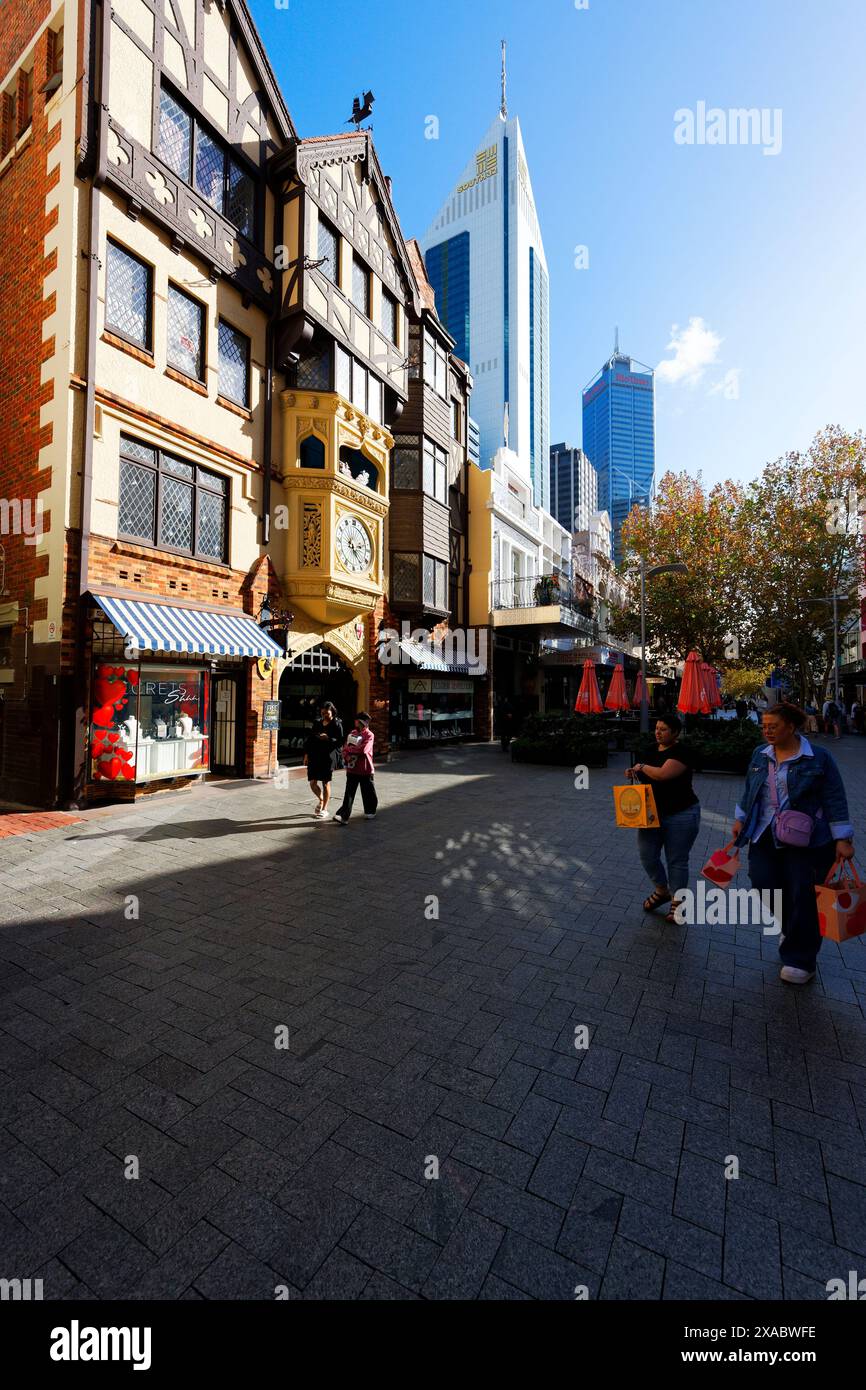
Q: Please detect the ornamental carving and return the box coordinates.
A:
[302,501,322,568]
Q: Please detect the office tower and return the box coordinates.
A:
[549,443,598,534]
[582,344,655,566]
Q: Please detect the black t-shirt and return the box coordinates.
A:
[637,740,698,819]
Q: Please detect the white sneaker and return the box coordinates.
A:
[333,813,347,825]
[318,809,331,821]
[780,966,815,985]
[365,813,377,820]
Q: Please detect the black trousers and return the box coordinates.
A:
[748,835,837,971]
[338,774,378,819]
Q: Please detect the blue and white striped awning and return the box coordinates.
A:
[93,594,284,660]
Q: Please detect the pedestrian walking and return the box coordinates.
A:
[303,701,343,820]
[851,699,863,735]
[627,714,701,924]
[803,701,820,735]
[822,696,842,740]
[334,711,378,824]
[731,701,855,985]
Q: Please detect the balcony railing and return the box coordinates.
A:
[491,575,595,634]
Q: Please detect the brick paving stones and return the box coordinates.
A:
[0,737,864,1299]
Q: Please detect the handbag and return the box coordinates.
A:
[701,839,741,886]
[768,759,814,847]
[612,782,659,827]
[816,859,866,942]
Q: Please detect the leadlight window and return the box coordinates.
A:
[156,86,256,242]
[381,289,397,345]
[335,344,351,398]
[351,253,370,316]
[423,555,448,611]
[297,344,331,391]
[105,241,152,349]
[167,285,205,380]
[218,319,250,407]
[392,553,420,603]
[318,216,339,284]
[392,440,420,490]
[118,436,228,562]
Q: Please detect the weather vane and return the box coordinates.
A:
[347,90,375,129]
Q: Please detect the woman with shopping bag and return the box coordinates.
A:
[731,702,855,985]
[627,714,702,924]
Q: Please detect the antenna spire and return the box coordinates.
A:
[614,325,620,355]
[500,39,507,120]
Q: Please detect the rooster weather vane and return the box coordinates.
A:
[347,90,375,129]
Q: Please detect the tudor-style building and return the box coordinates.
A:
[0,0,433,805]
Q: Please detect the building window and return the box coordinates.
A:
[157,86,257,242]
[423,438,448,504]
[392,553,420,603]
[423,555,448,611]
[392,438,420,490]
[367,376,382,425]
[16,68,32,137]
[218,319,250,407]
[423,330,447,398]
[297,343,331,391]
[299,436,325,469]
[317,216,339,284]
[381,289,397,345]
[118,436,228,562]
[167,285,205,380]
[351,358,367,412]
[105,241,152,350]
[335,343,351,398]
[351,254,370,316]
[451,399,461,441]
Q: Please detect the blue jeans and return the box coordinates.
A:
[637,804,701,895]
[748,833,836,972]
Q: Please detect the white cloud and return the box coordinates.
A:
[656,316,722,386]
[708,367,741,400]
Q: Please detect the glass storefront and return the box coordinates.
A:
[90,662,210,785]
[277,645,356,765]
[390,677,475,745]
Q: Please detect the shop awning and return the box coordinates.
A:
[93,594,284,659]
[397,637,487,676]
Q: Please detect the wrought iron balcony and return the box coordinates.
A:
[491,575,595,635]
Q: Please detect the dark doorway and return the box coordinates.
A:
[278,644,356,764]
[210,674,243,775]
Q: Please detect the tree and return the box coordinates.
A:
[608,473,751,666]
[739,426,866,702]
[721,666,773,700]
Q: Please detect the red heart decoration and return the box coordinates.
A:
[107,732,120,744]
[117,748,133,762]
[120,765,135,780]
[91,741,108,759]
[126,670,139,687]
[94,678,125,707]
[102,756,123,779]
[92,706,115,728]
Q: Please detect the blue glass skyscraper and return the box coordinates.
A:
[582,349,655,566]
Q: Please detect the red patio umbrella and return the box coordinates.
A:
[701,662,722,710]
[604,663,630,712]
[631,668,646,710]
[574,659,604,714]
[678,650,711,715]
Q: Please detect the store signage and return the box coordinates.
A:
[262,699,281,730]
[431,679,473,693]
[409,679,431,694]
[141,681,193,704]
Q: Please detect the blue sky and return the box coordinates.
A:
[251,0,866,487]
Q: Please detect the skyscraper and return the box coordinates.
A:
[582,346,655,566]
[420,55,550,510]
[549,443,598,534]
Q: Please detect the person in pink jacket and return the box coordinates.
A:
[334,712,378,824]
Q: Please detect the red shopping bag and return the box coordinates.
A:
[701,839,741,886]
[816,860,866,943]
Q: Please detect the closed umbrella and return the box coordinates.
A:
[678,650,711,715]
[631,668,646,710]
[604,662,630,712]
[702,663,722,710]
[574,659,604,714]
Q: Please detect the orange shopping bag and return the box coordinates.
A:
[816,859,866,943]
[701,839,741,887]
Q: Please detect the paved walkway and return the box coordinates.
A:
[0,737,864,1300]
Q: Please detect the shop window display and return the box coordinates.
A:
[90,664,210,785]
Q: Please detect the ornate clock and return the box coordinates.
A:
[335,515,373,574]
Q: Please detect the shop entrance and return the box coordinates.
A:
[278,644,356,765]
[211,674,242,775]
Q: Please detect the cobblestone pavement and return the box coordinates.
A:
[1,736,864,1301]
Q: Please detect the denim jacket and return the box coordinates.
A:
[734,741,853,849]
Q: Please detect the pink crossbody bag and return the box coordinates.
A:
[768,759,816,848]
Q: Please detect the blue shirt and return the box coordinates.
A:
[735,737,854,843]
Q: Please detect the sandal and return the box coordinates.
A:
[664,903,680,924]
[643,887,672,913]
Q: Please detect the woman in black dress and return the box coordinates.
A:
[303,702,343,820]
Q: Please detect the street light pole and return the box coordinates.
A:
[833,589,840,704]
[640,561,688,735]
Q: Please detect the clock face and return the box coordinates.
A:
[335,515,373,574]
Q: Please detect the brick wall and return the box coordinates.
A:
[0,19,61,805]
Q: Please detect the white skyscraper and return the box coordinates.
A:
[420,64,550,510]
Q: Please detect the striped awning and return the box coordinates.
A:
[93,594,284,660]
[397,637,486,676]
